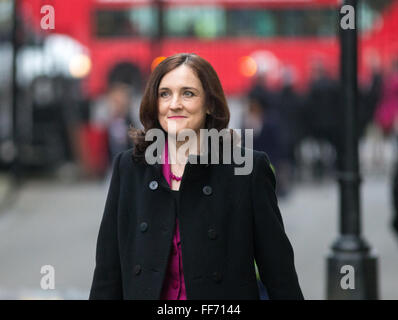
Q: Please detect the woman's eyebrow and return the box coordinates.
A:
[159,86,199,92]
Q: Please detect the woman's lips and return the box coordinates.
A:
[168,116,187,119]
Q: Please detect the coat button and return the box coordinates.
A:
[208,228,217,240]
[149,180,158,190]
[202,185,212,196]
[140,222,148,232]
[212,271,222,283]
[134,264,142,275]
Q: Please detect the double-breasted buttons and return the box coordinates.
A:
[212,271,222,283]
[208,228,217,240]
[149,180,158,190]
[140,222,148,232]
[134,264,142,275]
[202,185,212,196]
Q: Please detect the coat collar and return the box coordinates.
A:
[148,135,219,189]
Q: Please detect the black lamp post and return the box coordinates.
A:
[326,0,378,300]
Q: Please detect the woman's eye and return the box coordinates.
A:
[159,92,169,98]
[184,91,194,97]
[159,91,194,98]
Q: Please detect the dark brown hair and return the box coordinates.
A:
[129,52,231,161]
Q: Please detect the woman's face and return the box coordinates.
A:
[158,64,208,136]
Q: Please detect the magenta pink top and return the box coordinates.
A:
[159,139,187,300]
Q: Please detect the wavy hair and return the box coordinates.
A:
[129,53,231,162]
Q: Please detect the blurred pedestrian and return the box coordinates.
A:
[106,82,135,161]
[91,82,134,170]
[244,82,285,196]
[89,53,303,300]
[275,67,305,189]
[358,52,383,139]
[303,61,342,179]
[374,58,398,236]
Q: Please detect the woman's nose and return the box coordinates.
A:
[169,94,182,109]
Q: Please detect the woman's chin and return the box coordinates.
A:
[164,126,193,137]
[166,129,188,137]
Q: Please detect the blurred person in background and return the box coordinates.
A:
[374,58,398,237]
[275,67,305,189]
[243,72,287,197]
[303,60,342,180]
[90,81,135,171]
[89,53,303,300]
[29,75,81,173]
[358,51,383,140]
[301,57,382,182]
[105,82,135,162]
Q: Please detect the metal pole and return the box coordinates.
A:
[326,0,378,300]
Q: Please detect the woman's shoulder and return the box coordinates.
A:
[114,147,143,171]
[249,148,276,187]
[230,145,274,170]
[115,147,131,164]
[224,145,275,183]
[252,149,274,170]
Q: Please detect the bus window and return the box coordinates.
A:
[359,0,392,33]
[91,0,393,40]
[164,5,226,39]
[164,6,337,39]
[299,9,337,37]
[94,6,158,38]
[226,9,276,37]
[227,8,337,38]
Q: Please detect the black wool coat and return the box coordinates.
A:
[89,146,304,300]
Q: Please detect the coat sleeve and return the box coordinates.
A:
[89,152,123,299]
[251,152,304,300]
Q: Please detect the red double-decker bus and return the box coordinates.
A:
[19,0,398,98]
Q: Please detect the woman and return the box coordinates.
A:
[89,53,304,300]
